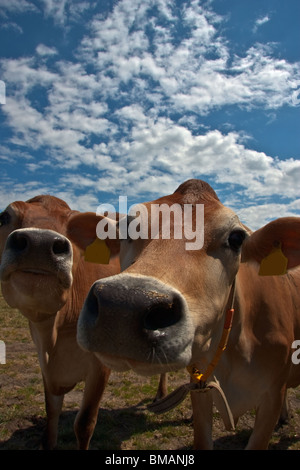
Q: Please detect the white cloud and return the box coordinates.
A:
[0,0,37,16]
[253,14,270,33]
[0,0,96,25]
[0,178,100,213]
[0,179,52,211]
[109,118,300,205]
[33,0,96,25]
[0,0,299,230]
[36,44,58,56]
[237,200,300,230]
[0,21,23,34]
[77,2,299,114]
[114,104,148,124]
[1,111,299,228]
[171,43,300,112]
[39,0,68,24]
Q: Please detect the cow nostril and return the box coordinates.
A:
[9,232,28,252]
[52,237,71,256]
[143,298,182,330]
[82,285,101,325]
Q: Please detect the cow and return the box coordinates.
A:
[0,195,120,450]
[0,195,118,449]
[66,179,300,450]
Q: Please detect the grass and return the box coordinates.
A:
[0,289,300,450]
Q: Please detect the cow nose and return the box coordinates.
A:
[77,274,188,364]
[6,228,71,258]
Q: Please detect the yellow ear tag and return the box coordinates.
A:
[259,243,288,276]
[84,238,111,264]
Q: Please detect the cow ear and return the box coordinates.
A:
[67,212,102,250]
[67,212,120,260]
[241,217,300,274]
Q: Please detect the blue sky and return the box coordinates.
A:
[0,0,299,229]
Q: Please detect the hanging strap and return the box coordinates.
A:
[147,379,235,431]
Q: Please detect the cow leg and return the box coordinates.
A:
[277,390,290,426]
[42,379,64,449]
[74,361,110,450]
[246,387,285,450]
[154,373,168,401]
[190,390,214,449]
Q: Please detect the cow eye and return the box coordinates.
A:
[228,230,246,252]
[0,211,10,227]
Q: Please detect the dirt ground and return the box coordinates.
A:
[1,294,300,451]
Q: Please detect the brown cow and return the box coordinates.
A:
[0,195,119,449]
[67,179,300,449]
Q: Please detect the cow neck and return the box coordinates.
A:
[147,277,237,430]
[187,277,236,385]
[28,314,58,356]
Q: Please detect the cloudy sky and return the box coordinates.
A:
[0,0,299,229]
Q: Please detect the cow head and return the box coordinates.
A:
[67,179,300,376]
[0,195,79,320]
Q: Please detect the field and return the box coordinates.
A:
[0,290,300,451]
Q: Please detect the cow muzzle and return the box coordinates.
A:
[0,228,73,314]
[77,273,194,375]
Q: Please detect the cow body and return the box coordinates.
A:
[0,195,119,449]
[67,179,300,449]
